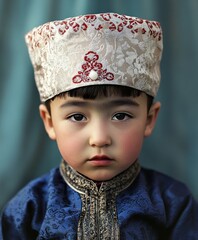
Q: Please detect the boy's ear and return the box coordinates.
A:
[39,104,56,140]
[144,101,161,137]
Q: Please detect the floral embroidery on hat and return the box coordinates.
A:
[72,51,114,83]
[26,14,162,50]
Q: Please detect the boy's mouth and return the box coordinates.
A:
[88,155,113,166]
[90,155,112,161]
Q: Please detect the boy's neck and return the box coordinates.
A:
[94,181,103,189]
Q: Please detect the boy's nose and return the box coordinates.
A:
[89,121,112,147]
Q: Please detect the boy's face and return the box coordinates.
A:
[40,92,160,181]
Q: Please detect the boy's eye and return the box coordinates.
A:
[112,113,132,121]
[67,114,86,122]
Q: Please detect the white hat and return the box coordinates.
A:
[25,13,163,102]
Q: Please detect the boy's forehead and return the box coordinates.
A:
[52,94,147,110]
[25,13,163,102]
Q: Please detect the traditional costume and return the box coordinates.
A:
[1,161,198,239]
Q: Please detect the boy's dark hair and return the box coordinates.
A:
[45,85,153,114]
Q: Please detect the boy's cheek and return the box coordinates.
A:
[56,136,83,158]
[120,132,144,156]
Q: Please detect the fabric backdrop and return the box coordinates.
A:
[0,0,198,210]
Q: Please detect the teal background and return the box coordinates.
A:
[1,0,198,210]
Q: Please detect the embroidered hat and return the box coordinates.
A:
[25,13,163,102]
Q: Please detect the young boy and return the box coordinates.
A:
[1,13,198,239]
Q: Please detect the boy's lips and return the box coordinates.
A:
[89,155,113,161]
[88,155,113,166]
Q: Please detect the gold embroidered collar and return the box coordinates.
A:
[60,160,140,240]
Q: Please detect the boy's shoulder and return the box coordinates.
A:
[118,166,197,215]
[116,168,198,239]
[15,167,61,196]
[140,167,191,191]
[136,167,194,199]
[121,167,198,219]
[1,167,74,217]
[0,167,81,239]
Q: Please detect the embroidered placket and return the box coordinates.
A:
[60,161,140,239]
[77,186,120,239]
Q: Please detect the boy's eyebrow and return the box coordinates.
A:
[104,99,139,107]
[60,98,140,108]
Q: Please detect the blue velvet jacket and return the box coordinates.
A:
[1,161,198,240]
